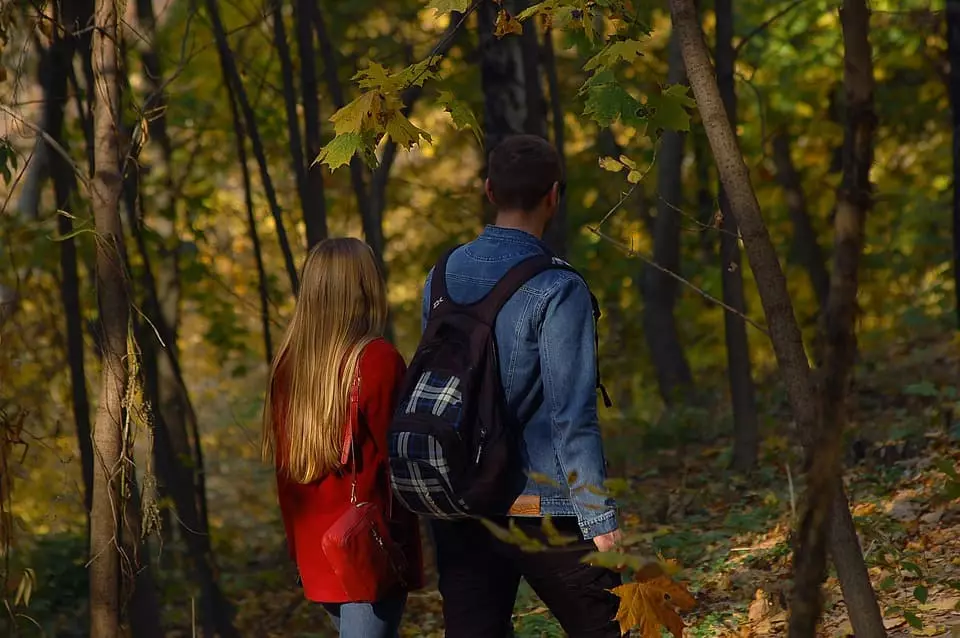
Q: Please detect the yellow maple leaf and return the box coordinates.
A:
[329,91,384,136]
[384,112,431,149]
[611,564,696,637]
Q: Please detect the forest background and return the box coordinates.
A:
[0,0,959,636]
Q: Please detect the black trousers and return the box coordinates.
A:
[431,516,622,638]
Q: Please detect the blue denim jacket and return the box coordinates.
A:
[421,226,618,538]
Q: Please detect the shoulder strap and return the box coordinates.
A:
[478,254,613,408]
[428,245,460,314]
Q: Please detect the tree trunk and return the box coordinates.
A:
[715,0,759,472]
[541,26,567,256]
[135,0,182,561]
[125,197,240,638]
[771,133,831,311]
[271,0,326,249]
[949,0,960,329]
[120,466,164,638]
[294,0,328,248]
[478,0,547,224]
[642,31,694,406]
[44,15,94,514]
[205,0,300,295]
[818,3,884,636]
[667,2,882,636]
[89,0,125,633]
[226,55,274,364]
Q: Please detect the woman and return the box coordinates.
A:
[262,237,423,638]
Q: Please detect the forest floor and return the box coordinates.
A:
[17,332,956,637]
[180,332,960,638]
[183,332,960,637]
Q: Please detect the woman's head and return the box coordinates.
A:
[262,237,388,483]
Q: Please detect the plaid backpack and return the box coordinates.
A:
[387,246,611,519]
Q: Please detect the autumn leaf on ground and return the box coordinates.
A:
[425,0,473,15]
[611,562,696,637]
[494,9,523,37]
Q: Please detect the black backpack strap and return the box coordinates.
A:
[428,245,461,315]
[477,254,613,408]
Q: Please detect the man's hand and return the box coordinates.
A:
[592,528,622,552]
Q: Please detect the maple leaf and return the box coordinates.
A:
[329,91,384,136]
[314,132,366,171]
[354,62,395,91]
[583,81,643,128]
[611,563,697,638]
[494,8,523,37]
[437,90,483,147]
[583,37,650,71]
[646,83,697,132]
[384,112,432,149]
[425,0,473,14]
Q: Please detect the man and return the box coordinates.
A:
[421,135,622,637]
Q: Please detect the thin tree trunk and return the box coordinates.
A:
[294,0,328,248]
[45,15,94,514]
[271,0,325,248]
[205,0,300,295]
[642,31,694,405]
[226,60,274,363]
[541,26,567,257]
[694,130,716,261]
[771,133,831,310]
[949,0,960,329]
[667,2,882,636]
[119,465,164,638]
[89,0,125,633]
[819,2,884,636]
[715,0,759,472]
[135,0,181,560]
[124,191,240,638]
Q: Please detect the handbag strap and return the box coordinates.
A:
[338,357,393,517]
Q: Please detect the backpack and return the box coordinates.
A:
[387,246,611,519]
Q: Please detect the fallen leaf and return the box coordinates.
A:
[748,589,771,622]
[611,565,696,637]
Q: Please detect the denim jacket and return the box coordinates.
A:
[421,226,618,538]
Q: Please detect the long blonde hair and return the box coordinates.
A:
[262,237,388,483]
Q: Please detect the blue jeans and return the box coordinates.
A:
[321,589,408,638]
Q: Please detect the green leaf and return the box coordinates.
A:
[913,585,928,604]
[583,38,650,71]
[437,90,483,147]
[583,80,644,128]
[314,132,367,171]
[901,561,923,577]
[879,576,897,591]
[904,611,923,630]
[599,156,624,172]
[581,550,643,571]
[904,380,940,397]
[646,83,697,132]
[517,0,560,21]
[935,458,959,481]
[426,0,473,14]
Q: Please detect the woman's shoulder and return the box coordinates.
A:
[359,337,406,371]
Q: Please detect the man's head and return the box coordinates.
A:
[485,135,564,232]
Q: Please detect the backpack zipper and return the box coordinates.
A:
[475,428,486,464]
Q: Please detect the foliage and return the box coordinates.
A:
[611,562,697,637]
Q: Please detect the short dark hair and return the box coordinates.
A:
[487,135,563,212]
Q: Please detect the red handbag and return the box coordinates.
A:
[320,371,406,602]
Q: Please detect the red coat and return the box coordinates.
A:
[273,338,424,603]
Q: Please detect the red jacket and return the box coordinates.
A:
[273,338,424,603]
